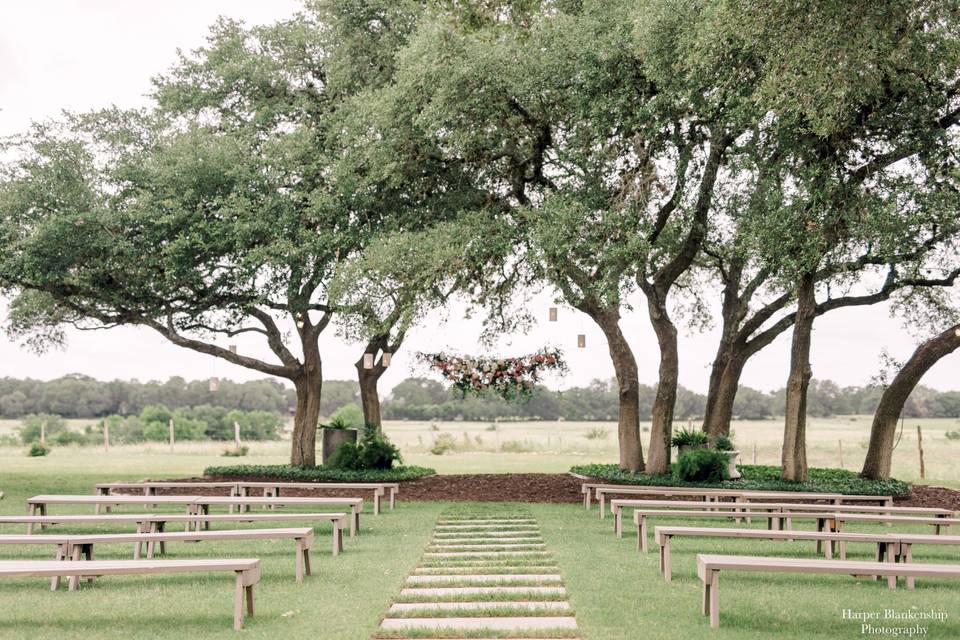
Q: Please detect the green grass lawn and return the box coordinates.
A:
[1,461,958,638]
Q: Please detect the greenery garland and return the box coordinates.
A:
[420,348,566,401]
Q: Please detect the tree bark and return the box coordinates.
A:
[702,347,747,438]
[592,309,644,471]
[646,301,679,476]
[780,272,817,481]
[290,344,322,467]
[861,323,960,479]
[356,357,385,430]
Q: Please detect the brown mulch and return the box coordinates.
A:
[137,473,960,508]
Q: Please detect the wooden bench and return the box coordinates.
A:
[142,512,346,554]
[890,534,960,588]
[237,481,399,515]
[27,494,363,537]
[0,514,156,535]
[0,527,313,585]
[0,558,259,630]
[633,509,843,552]
[653,526,900,582]
[586,483,893,517]
[94,481,242,513]
[190,496,362,537]
[613,498,953,537]
[696,554,960,628]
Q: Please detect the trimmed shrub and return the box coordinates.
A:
[327,441,363,470]
[430,433,457,455]
[28,442,50,457]
[204,464,435,482]
[221,445,249,457]
[674,449,729,482]
[19,414,67,444]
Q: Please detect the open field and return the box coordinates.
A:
[1,416,958,487]
[0,465,958,639]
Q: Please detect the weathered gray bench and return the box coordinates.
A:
[653,526,900,582]
[696,554,960,628]
[236,481,399,515]
[0,558,260,630]
[613,498,953,537]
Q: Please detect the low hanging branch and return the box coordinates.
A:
[420,348,567,400]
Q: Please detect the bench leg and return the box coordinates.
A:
[295,540,305,582]
[615,509,622,538]
[583,489,589,509]
[303,548,312,577]
[662,538,672,583]
[68,544,83,591]
[390,488,396,509]
[904,544,914,589]
[374,491,381,516]
[709,571,720,628]
[351,508,358,537]
[246,584,255,617]
[84,544,95,583]
[640,517,649,553]
[51,544,67,590]
[234,574,245,630]
[885,542,897,588]
[332,524,341,556]
[824,539,833,559]
[599,495,605,520]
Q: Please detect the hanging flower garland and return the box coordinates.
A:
[419,348,567,401]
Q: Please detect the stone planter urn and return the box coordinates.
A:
[321,428,358,464]
[724,450,742,480]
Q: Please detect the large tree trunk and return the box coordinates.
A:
[702,347,747,438]
[593,310,644,471]
[646,303,679,476]
[290,347,322,466]
[781,273,816,481]
[862,323,960,479]
[356,357,385,430]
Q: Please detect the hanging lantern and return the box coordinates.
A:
[382,352,392,367]
[548,307,558,322]
[209,377,220,392]
[228,344,237,354]
[363,353,374,369]
[577,334,586,348]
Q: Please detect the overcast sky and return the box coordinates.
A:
[0,1,957,395]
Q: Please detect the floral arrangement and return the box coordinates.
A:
[419,348,566,400]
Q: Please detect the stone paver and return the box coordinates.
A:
[377,513,579,639]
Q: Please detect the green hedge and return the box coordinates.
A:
[203,464,436,482]
[571,463,910,496]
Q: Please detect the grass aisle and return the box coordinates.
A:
[376,508,580,639]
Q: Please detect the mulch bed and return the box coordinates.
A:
[145,473,960,508]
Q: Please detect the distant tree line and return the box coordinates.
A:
[5,374,957,423]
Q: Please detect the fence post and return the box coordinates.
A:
[234,421,241,449]
[838,439,844,469]
[40,420,46,445]
[169,418,175,452]
[104,420,110,452]
[752,442,757,465]
[917,425,925,479]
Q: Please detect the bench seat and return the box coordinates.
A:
[696,554,960,628]
[654,526,900,582]
[0,558,260,630]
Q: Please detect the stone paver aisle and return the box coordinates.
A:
[375,511,580,639]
